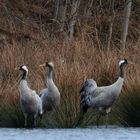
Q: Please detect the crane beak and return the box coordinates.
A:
[39,63,46,67]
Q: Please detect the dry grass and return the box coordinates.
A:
[0,35,140,127]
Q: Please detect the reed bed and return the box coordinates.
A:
[0,35,140,127]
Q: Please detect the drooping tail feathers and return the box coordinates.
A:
[80,79,97,114]
[80,90,89,114]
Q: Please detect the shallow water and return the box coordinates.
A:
[0,126,140,140]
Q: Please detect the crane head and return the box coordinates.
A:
[19,65,28,72]
[119,59,133,67]
[47,62,54,68]
[39,61,54,68]
[119,59,128,66]
[14,64,28,72]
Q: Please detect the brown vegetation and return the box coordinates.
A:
[0,0,140,127]
[0,37,140,127]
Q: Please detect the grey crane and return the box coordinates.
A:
[18,65,43,127]
[39,62,60,114]
[80,59,130,128]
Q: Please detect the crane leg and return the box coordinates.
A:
[33,116,37,128]
[105,113,108,128]
[96,114,101,128]
[24,113,28,127]
[105,108,111,128]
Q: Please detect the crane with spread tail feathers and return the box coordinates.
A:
[80,59,131,128]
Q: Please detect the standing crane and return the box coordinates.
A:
[39,62,60,114]
[17,65,42,127]
[80,59,131,128]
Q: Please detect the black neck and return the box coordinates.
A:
[21,70,28,80]
[119,64,125,78]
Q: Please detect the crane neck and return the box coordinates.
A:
[119,64,125,78]
[21,70,28,80]
[48,67,53,79]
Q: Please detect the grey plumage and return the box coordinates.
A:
[80,59,129,127]
[18,65,42,127]
[80,79,97,114]
[39,62,60,113]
